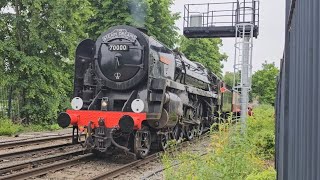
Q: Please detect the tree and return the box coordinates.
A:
[252,62,279,105]
[145,0,179,48]
[0,0,93,123]
[87,0,135,39]
[179,36,228,77]
[87,0,179,48]
[223,72,235,87]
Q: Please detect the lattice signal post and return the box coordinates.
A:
[183,0,260,132]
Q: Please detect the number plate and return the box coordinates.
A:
[108,44,129,51]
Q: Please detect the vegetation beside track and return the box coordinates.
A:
[0,118,61,136]
[162,105,276,180]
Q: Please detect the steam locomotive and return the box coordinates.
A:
[57,25,239,158]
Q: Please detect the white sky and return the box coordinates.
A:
[171,0,285,74]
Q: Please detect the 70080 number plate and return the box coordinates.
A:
[108,44,129,51]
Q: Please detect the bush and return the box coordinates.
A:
[20,123,61,132]
[0,118,61,136]
[0,118,22,136]
[247,104,275,160]
[162,105,276,180]
[47,124,61,131]
[163,127,265,180]
[246,168,276,180]
[253,130,275,160]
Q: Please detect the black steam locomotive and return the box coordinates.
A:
[57,25,236,158]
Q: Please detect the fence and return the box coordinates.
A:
[0,86,20,119]
[276,0,320,179]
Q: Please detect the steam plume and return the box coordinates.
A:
[128,0,147,28]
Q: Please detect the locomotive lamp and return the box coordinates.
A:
[71,97,83,110]
[101,97,109,111]
[131,99,144,113]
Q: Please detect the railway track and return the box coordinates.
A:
[90,133,211,180]
[0,134,73,149]
[0,143,72,160]
[0,133,211,179]
[90,153,158,180]
[0,134,82,164]
[0,152,91,180]
[0,134,87,180]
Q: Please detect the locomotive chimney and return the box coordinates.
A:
[137,27,149,35]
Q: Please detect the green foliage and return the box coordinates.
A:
[252,62,279,105]
[162,105,276,180]
[223,71,235,87]
[179,36,228,77]
[0,117,61,136]
[145,0,180,48]
[47,123,61,131]
[20,123,61,132]
[0,0,93,123]
[87,0,179,48]
[0,118,22,136]
[246,168,276,180]
[87,0,135,38]
[247,104,275,160]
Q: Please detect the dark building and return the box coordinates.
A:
[276,0,320,179]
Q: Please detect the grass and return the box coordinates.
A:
[0,118,61,136]
[0,118,23,136]
[162,105,276,180]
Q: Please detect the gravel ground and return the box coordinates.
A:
[116,136,212,180]
[32,153,136,180]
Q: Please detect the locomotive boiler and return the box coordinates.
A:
[57,25,233,158]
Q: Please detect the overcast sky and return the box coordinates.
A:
[171,0,285,74]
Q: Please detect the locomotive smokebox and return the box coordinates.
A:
[137,27,148,35]
[119,115,134,133]
[57,113,71,128]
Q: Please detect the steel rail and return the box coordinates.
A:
[90,153,159,180]
[0,153,93,180]
[0,143,72,159]
[0,132,73,144]
[90,133,211,180]
[0,134,73,149]
[0,148,87,175]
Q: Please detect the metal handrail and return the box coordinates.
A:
[183,0,259,28]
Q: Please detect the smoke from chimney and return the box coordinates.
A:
[128,0,147,28]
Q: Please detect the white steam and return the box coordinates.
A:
[128,0,147,28]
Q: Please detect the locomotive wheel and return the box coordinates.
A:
[160,134,169,150]
[134,126,151,159]
[185,125,194,141]
[173,125,184,143]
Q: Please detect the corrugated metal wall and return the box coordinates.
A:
[276,0,320,179]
